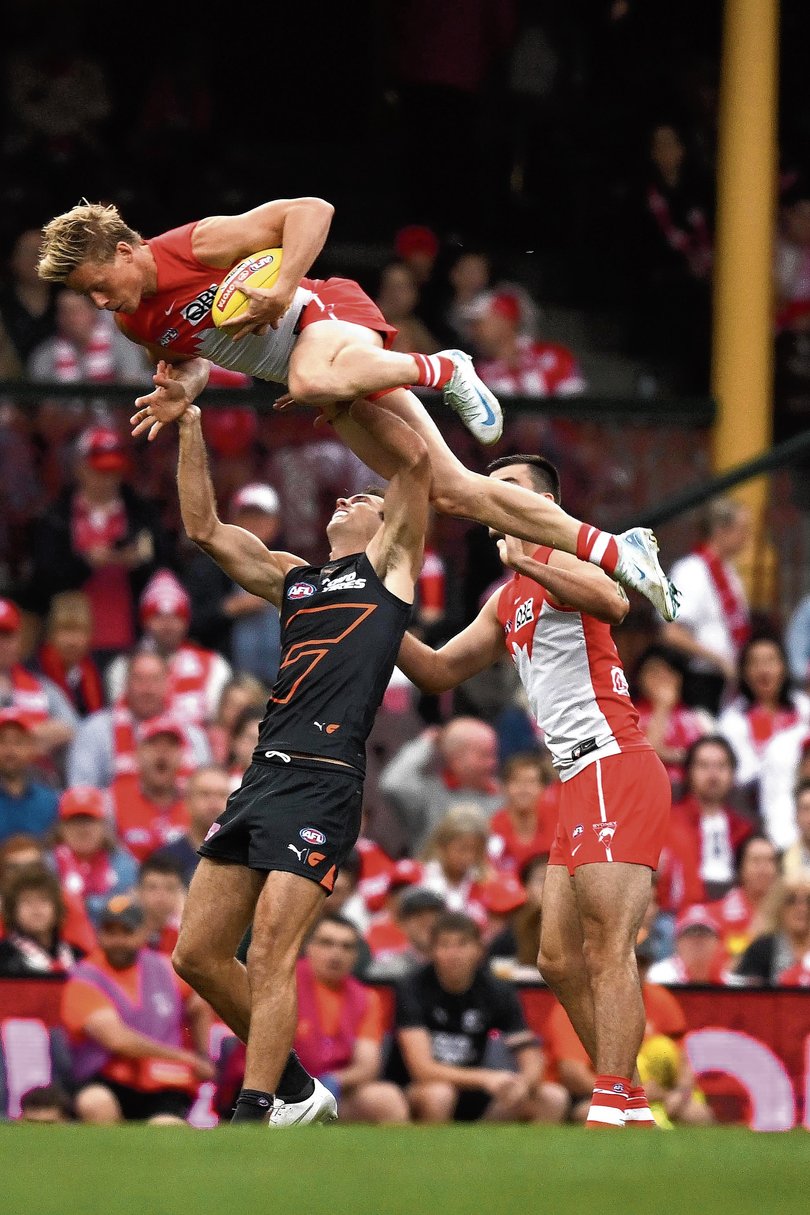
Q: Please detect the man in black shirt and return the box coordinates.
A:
[388,911,568,1123]
[148,390,429,1128]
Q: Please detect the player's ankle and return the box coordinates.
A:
[231,1088,274,1123]
[586,1074,629,1127]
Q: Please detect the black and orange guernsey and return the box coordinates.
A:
[254,551,412,775]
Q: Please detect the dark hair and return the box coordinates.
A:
[684,734,738,776]
[20,1083,72,1117]
[486,454,561,504]
[501,751,548,783]
[338,847,362,884]
[736,634,794,710]
[430,910,482,945]
[633,642,688,682]
[735,833,776,876]
[795,777,810,803]
[231,704,264,743]
[309,910,360,942]
[138,855,186,885]
[1,864,65,930]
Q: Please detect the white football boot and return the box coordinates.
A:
[268,1077,338,1127]
[614,527,682,622]
[439,349,504,445]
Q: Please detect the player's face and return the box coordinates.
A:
[65,243,144,314]
[326,493,384,547]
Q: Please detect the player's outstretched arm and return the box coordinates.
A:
[339,400,431,600]
[176,405,305,608]
[498,535,628,625]
[396,593,505,694]
[130,354,213,442]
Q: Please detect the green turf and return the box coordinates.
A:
[4,1125,809,1215]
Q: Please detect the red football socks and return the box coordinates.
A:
[586,1074,629,1128]
[624,1085,657,1128]
[577,524,620,575]
[411,353,455,389]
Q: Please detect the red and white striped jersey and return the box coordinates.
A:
[477,338,586,398]
[496,547,650,781]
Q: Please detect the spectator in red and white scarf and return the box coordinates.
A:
[0,863,81,976]
[26,289,149,386]
[663,497,753,716]
[34,591,106,719]
[49,786,138,928]
[718,635,810,792]
[466,289,586,399]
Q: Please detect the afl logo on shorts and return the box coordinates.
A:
[300,827,327,846]
[288,582,315,600]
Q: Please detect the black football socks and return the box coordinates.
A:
[276,1050,316,1103]
[231,1089,274,1123]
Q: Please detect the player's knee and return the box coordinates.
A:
[537,944,566,989]
[287,366,330,406]
[172,937,209,986]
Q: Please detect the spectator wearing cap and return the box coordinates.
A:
[109,716,190,862]
[0,863,81,976]
[667,736,755,903]
[0,709,59,844]
[645,906,729,986]
[49,786,138,927]
[467,290,587,398]
[708,835,780,964]
[66,651,212,790]
[34,591,106,719]
[477,871,527,971]
[149,764,232,886]
[760,724,810,851]
[105,569,232,729]
[24,423,169,663]
[379,718,503,854]
[61,894,213,1124]
[0,597,78,758]
[486,752,556,877]
[182,481,284,686]
[782,779,810,879]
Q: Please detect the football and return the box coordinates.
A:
[211,248,283,327]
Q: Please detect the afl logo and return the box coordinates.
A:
[288,582,315,600]
[300,827,326,845]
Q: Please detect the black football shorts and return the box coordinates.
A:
[197,756,363,893]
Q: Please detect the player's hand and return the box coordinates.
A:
[496,533,524,572]
[130,361,194,441]
[220,284,295,341]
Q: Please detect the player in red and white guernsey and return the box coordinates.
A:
[35,199,680,624]
[396,454,672,1129]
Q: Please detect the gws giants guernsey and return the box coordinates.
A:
[256,552,412,774]
[117,223,314,384]
[496,547,651,781]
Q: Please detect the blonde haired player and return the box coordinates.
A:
[37,197,679,621]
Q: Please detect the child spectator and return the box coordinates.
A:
[18,1083,73,1123]
[0,864,81,976]
[468,290,586,398]
[34,591,106,719]
[419,804,490,917]
[137,855,186,956]
[375,260,439,355]
[0,834,96,957]
[50,786,138,927]
[364,881,445,982]
[487,751,556,875]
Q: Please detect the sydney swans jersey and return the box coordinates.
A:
[256,552,412,773]
[117,223,314,383]
[497,547,650,781]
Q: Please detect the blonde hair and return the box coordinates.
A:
[755,874,810,936]
[46,591,93,636]
[37,201,143,283]
[421,802,489,861]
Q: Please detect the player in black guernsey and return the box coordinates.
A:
[156,395,429,1127]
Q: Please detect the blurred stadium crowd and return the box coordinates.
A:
[1,0,810,1129]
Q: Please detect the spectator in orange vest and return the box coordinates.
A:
[66,651,211,789]
[110,717,189,862]
[105,569,232,729]
[0,597,78,757]
[62,895,213,1124]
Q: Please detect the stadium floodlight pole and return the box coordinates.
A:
[710,0,779,606]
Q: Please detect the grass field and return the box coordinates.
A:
[4,1125,809,1215]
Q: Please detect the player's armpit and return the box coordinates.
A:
[194,524,305,609]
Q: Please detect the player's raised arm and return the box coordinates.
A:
[498,534,629,625]
[396,593,506,694]
[332,399,431,599]
[175,404,305,607]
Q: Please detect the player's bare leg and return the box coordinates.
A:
[287,319,502,444]
[537,864,599,1062]
[317,387,680,621]
[233,871,331,1124]
[172,858,264,1041]
[574,862,652,1127]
